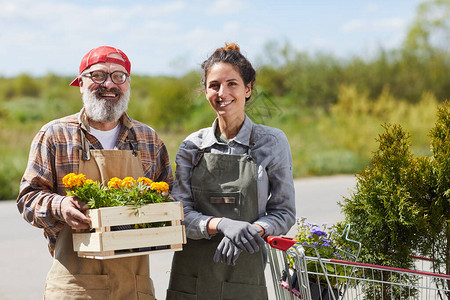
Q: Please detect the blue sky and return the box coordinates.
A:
[1,0,424,78]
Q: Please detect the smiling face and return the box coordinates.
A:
[80,54,130,124]
[205,62,251,122]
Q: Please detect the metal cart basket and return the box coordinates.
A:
[266,235,450,300]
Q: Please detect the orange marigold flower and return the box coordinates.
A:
[121,177,136,188]
[63,173,86,188]
[160,182,169,193]
[108,177,122,189]
[138,177,153,186]
[63,173,76,187]
[75,174,87,187]
[150,181,169,193]
[86,179,95,185]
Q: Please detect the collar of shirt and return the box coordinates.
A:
[200,115,254,149]
[77,108,134,150]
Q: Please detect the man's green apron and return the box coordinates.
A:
[167,129,268,300]
[44,129,156,300]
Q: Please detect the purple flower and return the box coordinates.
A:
[321,241,331,247]
[310,227,326,237]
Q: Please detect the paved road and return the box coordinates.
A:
[0,175,356,300]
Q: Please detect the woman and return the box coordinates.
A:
[167,43,296,300]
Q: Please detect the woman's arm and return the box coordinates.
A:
[254,130,296,237]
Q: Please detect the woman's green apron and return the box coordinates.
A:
[167,129,268,300]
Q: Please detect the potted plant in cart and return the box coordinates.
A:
[286,217,360,300]
[62,173,186,259]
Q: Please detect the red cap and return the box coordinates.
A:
[70,46,131,87]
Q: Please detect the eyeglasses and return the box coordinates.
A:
[81,70,129,85]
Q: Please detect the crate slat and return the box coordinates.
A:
[78,245,183,260]
[73,225,185,252]
[88,201,183,228]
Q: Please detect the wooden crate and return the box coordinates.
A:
[73,201,186,259]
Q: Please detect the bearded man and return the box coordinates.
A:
[17,46,173,300]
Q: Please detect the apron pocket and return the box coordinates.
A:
[45,274,109,299]
[136,274,155,300]
[138,292,156,300]
[192,189,241,219]
[221,281,268,300]
[167,272,198,296]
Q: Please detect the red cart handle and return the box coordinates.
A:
[266,236,296,252]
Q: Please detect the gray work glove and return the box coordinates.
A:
[216,217,265,253]
[213,236,242,266]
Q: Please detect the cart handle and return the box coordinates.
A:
[266,236,296,251]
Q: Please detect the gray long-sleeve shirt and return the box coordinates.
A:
[172,116,296,240]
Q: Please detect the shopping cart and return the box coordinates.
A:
[266,229,450,299]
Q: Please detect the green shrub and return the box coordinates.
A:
[339,124,424,269]
[339,101,450,284]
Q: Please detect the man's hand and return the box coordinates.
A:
[61,197,90,229]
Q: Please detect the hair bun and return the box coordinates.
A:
[216,42,240,53]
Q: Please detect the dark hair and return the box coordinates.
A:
[201,42,256,101]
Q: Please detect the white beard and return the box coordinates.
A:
[83,88,130,123]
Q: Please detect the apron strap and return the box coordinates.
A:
[249,127,255,146]
[80,127,138,161]
[81,128,91,161]
[247,127,255,157]
[124,128,139,157]
[193,148,205,168]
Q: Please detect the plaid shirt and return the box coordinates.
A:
[17,109,174,256]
